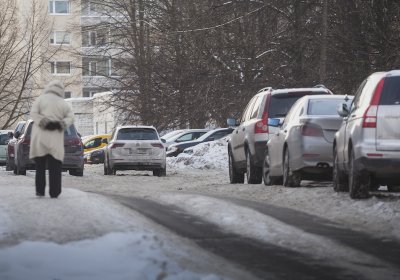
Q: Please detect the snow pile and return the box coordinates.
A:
[167,139,228,170]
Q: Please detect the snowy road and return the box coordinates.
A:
[1,160,400,280]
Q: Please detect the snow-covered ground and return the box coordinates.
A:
[0,138,399,279]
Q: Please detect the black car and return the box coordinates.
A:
[85,147,105,164]
[166,128,234,157]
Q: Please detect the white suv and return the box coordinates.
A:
[228,86,332,184]
[333,70,400,198]
[104,125,166,176]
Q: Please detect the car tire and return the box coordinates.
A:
[228,148,244,184]
[387,185,400,192]
[246,149,262,184]
[153,167,166,177]
[262,150,281,186]
[69,169,83,176]
[282,148,301,188]
[103,157,114,175]
[349,149,369,199]
[332,147,348,192]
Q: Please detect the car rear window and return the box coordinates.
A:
[26,122,78,137]
[379,76,400,105]
[307,99,352,115]
[117,128,158,140]
[268,91,327,118]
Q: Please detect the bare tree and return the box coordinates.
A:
[0,0,59,129]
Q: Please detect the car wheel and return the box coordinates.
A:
[282,148,301,188]
[153,167,167,177]
[69,168,83,176]
[246,149,262,184]
[387,185,400,192]
[332,147,348,192]
[228,149,244,184]
[349,149,369,199]
[262,150,281,186]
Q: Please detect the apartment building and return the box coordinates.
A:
[14,0,122,135]
[16,0,120,98]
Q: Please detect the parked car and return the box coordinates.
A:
[103,125,166,176]
[166,128,234,157]
[227,86,333,184]
[163,129,209,148]
[5,121,26,171]
[333,70,400,199]
[264,95,353,187]
[82,134,111,153]
[160,129,184,141]
[13,119,84,176]
[0,130,13,165]
[85,147,106,164]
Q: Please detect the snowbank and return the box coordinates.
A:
[167,139,228,170]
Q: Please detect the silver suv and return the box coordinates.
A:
[228,86,332,184]
[333,70,400,198]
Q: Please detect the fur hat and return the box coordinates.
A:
[44,80,65,97]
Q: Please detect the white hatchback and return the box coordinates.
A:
[103,126,166,176]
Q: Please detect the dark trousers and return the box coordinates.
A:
[34,155,62,198]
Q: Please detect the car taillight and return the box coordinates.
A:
[8,145,14,156]
[254,112,269,134]
[301,124,324,137]
[67,138,82,147]
[362,78,384,128]
[110,143,125,149]
[151,143,164,148]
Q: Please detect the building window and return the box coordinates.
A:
[49,1,70,14]
[50,61,71,75]
[64,91,71,98]
[82,57,109,76]
[50,31,71,45]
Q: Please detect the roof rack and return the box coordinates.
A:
[313,84,328,89]
[257,87,273,93]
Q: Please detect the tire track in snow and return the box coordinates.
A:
[109,194,362,280]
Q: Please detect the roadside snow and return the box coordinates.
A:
[167,139,228,170]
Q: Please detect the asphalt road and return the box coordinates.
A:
[102,193,400,280]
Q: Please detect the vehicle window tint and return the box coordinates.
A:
[0,134,8,145]
[192,132,205,140]
[117,128,158,140]
[281,99,303,127]
[379,77,400,105]
[85,138,101,148]
[64,125,77,137]
[176,133,193,142]
[268,93,320,118]
[208,130,231,140]
[351,79,367,111]
[241,96,257,123]
[250,96,262,119]
[307,99,353,115]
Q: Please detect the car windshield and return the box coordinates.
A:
[269,91,327,118]
[0,134,9,145]
[307,98,353,115]
[117,128,158,140]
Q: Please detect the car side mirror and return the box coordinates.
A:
[268,118,281,127]
[161,138,166,143]
[14,131,21,139]
[337,102,350,117]
[227,118,239,127]
[102,138,108,144]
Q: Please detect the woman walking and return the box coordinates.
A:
[29,80,74,198]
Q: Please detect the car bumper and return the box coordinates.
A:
[111,161,165,171]
[356,157,400,179]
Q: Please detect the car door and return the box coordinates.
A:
[268,100,303,175]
